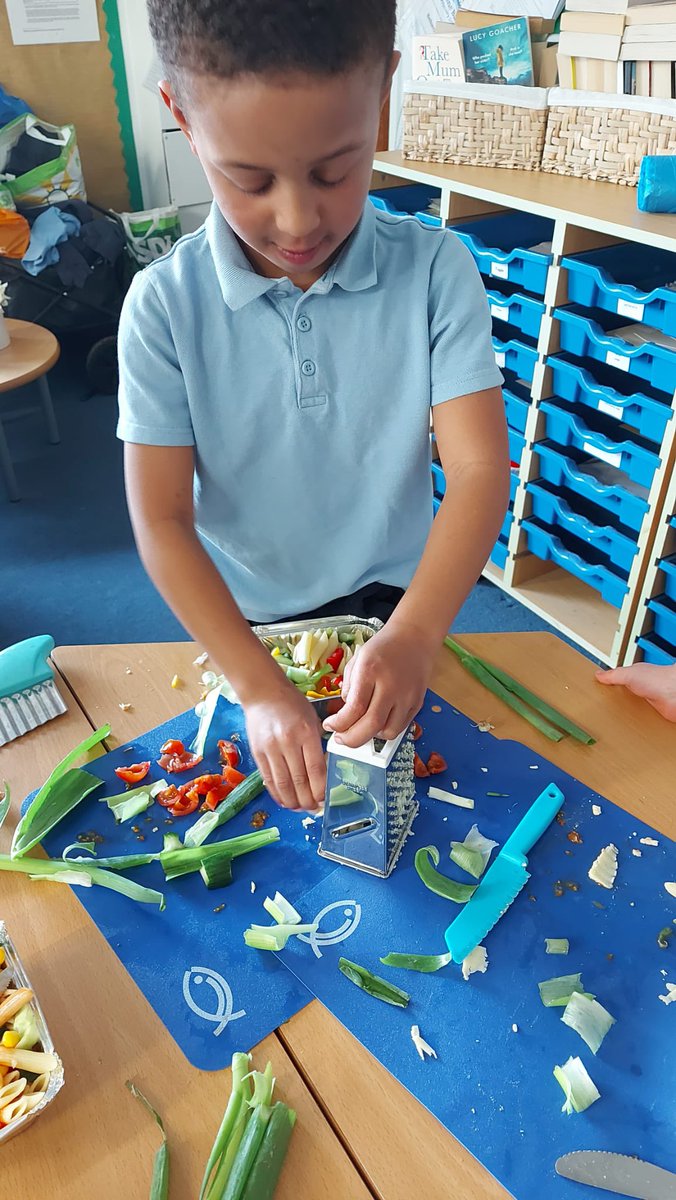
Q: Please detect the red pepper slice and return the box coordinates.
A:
[157,750,203,774]
[169,792,200,817]
[177,774,224,798]
[326,674,343,694]
[203,782,233,811]
[222,765,247,789]
[414,752,430,778]
[156,785,180,808]
[411,721,423,741]
[217,739,240,769]
[426,752,447,775]
[114,761,151,785]
[160,739,185,756]
[326,647,344,673]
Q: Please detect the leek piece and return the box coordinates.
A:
[218,1103,272,1200]
[12,1003,40,1050]
[184,771,265,849]
[104,779,168,824]
[30,869,93,888]
[246,1062,275,1111]
[415,846,478,904]
[65,850,159,870]
[338,958,410,1007]
[245,923,316,952]
[462,946,488,980]
[428,786,474,809]
[380,951,451,974]
[161,828,279,881]
[0,853,165,909]
[328,783,363,807]
[199,1052,252,1200]
[0,782,9,830]
[62,841,96,859]
[126,1082,169,1200]
[449,843,485,880]
[163,833,182,853]
[588,844,619,889]
[545,938,570,955]
[336,759,371,791]
[538,973,593,1008]
[11,767,104,859]
[411,1025,437,1062]
[263,892,302,926]
[561,992,615,1054]
[200,858,234,890]
[191,681,225,757]
[553,1056,600,1114]
[240,1102,296,1200]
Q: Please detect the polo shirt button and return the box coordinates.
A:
[301,359,316,376]
[297,315,312,332]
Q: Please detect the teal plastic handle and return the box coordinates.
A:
[501,782,565,862]
[0,635,55,700]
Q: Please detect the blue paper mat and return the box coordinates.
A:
[276,695,675,1200]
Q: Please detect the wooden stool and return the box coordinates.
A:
[0,318,61,501]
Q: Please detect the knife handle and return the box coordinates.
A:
[502,783,565,861]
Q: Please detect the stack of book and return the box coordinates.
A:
[620,1,676,96]
[557,0,676,95]
[414,13,536,87]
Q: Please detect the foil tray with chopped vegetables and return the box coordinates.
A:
[0,922,64,1143]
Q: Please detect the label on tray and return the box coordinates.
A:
[597,399,624,420]
[606,350,631,372]
[617,298,645,321]
[583,440,622,469]
[490,303,510,322]
[490,261,509,280]
[495,351,506,368]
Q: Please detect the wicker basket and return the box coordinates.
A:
[403,81,549,172]
[542,89,676,186]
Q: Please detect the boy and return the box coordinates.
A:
[118,1,509,812]
[597,662,676,722]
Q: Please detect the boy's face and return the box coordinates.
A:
[163,60,396,289]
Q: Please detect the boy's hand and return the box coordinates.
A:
[322,623,433,748]
[596,663,676,722]
[245,683,326,811]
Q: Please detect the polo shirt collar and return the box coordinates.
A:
[206,200,378,311]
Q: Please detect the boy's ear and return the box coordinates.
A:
[158,79,198,153]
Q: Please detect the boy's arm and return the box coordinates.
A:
[124,442,326,809]
[325,386,509,746]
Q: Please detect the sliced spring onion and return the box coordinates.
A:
[161,827,279,881]
[538,973,593,1008]
[245,923,317,952]
[263,892,303,925]
[411,1025,437,1061]
[0,782,9,830]
[62,841,96,859]
[11,767,104,859]
[553,1056,600,1114]
[415,846,478,904]
[246,1062,275,1110]
[338,957,410,1007]
[588,844,619,889]
[200,857,234,890]
[199,1052,252,1200]
[0,853,165,909]
[428,786,474,809]
[380,951,451,974]
[658,927,674,949]
[104,779,168,824]
[163,833,182,853]
[238,1101,296,1200]
[216,1103,272,1200]
[336,759,371,791]
[30,869,93,888]
[126,1081,169,1200]
[450,824,498,879]
[68,851,159,871]
[184,771,264,849]
[561,992,615,1054]
[461,945,488,980]
[545,938,570,955]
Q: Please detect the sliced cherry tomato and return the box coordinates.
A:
[114,761,151,785]
[326,647,344,673]
[169,792,200,817]
[160,739,185,756]
[177,774,224,798]
[156,784,180,808]
[204,781,234,811]
[410,721,423,741]
[426,752,447,775]
[157,750,203,773]
[222,765,247,789]
[414,752,430,778]
[217,739,240,769]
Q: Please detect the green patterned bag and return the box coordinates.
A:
[0,113,85,206]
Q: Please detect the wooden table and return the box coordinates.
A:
[2,634,674,1199]
[0,318,60,501]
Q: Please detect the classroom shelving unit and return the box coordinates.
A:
[625,466,676,666]
[372,151,676,666]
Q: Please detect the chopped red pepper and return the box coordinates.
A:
[177,774,224,798]
[411,721,423,741]
[168,791,200,817]
[156,785,181,808]
[326,647,344,673]
[326,674,343,694]
[114,761,151,786]
[217,739,240,769]
[221,765,247,790]
[414,752,430,778]
[160,739,185,756]
[203,782,233,811]
[426,752,447,775]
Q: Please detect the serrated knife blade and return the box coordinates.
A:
[556,1151,676,1200]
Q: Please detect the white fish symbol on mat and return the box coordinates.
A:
[182,966,246,1036]
[297,900,362,959]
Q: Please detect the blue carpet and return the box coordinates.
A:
[1,349,553,649]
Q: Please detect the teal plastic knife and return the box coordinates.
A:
[0,635,67,747]
[445,782,565,963]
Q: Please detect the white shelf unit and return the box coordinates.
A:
[373,152,676,665]
[624,466,676,665]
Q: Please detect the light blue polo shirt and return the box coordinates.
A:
[117,200,503,623]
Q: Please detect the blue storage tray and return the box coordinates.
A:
[527,481,638,575]
[658,554,676,603]
[503,379,531,433]
[490,534,510,569]
[499,506,514,542]
[494,335,538,383]
[637,632,676,665]
[547,354,673,445]
[535,441,650,534]
[452,213,553,296]
[486,286,545,343]
[431,460,446,497]
[508,425,527,466]
[555,305,676,396]
[539,399,661,489]
[369,184,441,226]
[522,518,630,608]
[433,495,440,516]
[647,595,676,647]
[563,243,676,338]
[509,467,519,505]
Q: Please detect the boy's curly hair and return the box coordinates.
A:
[148,0,397,90]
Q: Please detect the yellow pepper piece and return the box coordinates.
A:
[0,947,5,967]
[271,647,281,659]
[2,1030,21,1049]
[306,691,324,700]
[171,675,182,689]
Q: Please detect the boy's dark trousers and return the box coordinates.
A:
[248,582,404,627]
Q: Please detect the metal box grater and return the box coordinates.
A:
[319,728,418,877]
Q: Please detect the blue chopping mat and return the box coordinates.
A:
[23,698,336,1069]
[275,694,676,1200]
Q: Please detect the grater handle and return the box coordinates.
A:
[0,635,56,700]
[501,783,565,862]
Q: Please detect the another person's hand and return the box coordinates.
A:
[322,622,434,748]
[596,662,676,722]
[245,682,326,811]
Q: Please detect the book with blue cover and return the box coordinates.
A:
[462,17,534,85]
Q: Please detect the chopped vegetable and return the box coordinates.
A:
[0,782,9,831]
[428,786,474,809]
[114,761,151,786]
[380,951,451,974]
[664,883,676,898]
[160,828,279,881]
[415,846,477,903]
[553,1056,600,1114]
[184,771,264,848]
[640,837,659,846]
[538,974,593,1007]
[0,853,166,908]
[218,740,241,769]
[410,721,423,740]
[171,675,182,689]
[450,824,498,879]
[659,982,676,1006]
[157,742,203,773]
[193,651,209,667]
[104,779,168,824]
[657,927,673,949]
[126,1082,169,1200]
[244,923,317,952]
[199,1052,251,1200]
[588,844,618,889]
[461,946,489,980]
[411,1025,437,1061]
[561,992,615,1054]
[414,753,430,778]
[338,957,410,1008]
[545,939,570,955]
[11,1003,40,1050]
[200,857,234,890]
[263,892,303,926]
[426,752,447,775]
[592,804,602,816]
[11,725,110,858]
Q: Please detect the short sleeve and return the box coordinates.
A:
[428,231,504,407]
[116,269,195,446]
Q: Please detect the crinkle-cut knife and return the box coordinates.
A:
[555,1151,676,1200]
[0,635,67,747]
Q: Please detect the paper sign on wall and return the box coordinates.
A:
[5,0,100,45]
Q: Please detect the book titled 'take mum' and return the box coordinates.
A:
[462,17,534,86]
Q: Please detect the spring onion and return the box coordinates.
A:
[199,1052,252,1200]
[11,724,110,858]
[263,892,302,926]
[239,1101,296,1200]
[126,1082,169,1200]
[658,927,674,949]
[588,844,619,889]
[561,992,615,1054]
[244,923,317,952]
[444,638,565,742]
[0,782,9,830]
[428,786,474,809]
[450,824,498,879]
[160,828,279,881]
[415,846,478,904]
[553,1056,600,1114]
[104,779,168,824]
[184,771,265,849]
[0,853,166,908]
[545,938,570,955]
[338,957,410,1007]
[380,951,451,973]
[200,858,234,890]
[538,973,593,1007]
